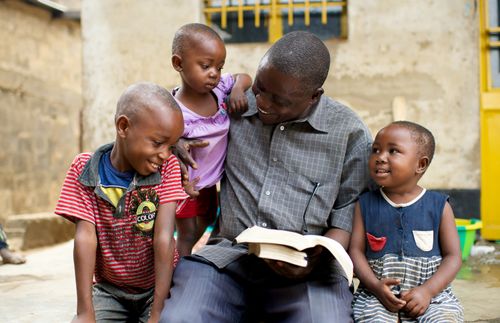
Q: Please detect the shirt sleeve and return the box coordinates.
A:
[215,73,236,96]
[54,154,97,225]
[158,154,189,204]
[328,127,372,232]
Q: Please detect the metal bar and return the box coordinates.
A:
[288,0,294,26]
[255,0,260,27]
[238,0,244,28]
[305,0,310,26]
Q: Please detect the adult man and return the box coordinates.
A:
[161,31,372,322]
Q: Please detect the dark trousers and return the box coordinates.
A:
[159,255,353,323]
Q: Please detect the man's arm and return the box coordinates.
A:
[72,220,97,323]
[148,202,177,323]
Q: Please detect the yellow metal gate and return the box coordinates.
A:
[479,0,500,240]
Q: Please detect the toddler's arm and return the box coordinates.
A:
[400,201,462,317]
[348,203,406,312]
[228,73,252,115]
[72,220,97,323]
[148,202,177,323]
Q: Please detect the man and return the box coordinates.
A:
[161,31,372,323]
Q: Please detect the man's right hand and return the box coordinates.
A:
[173,138,209,198]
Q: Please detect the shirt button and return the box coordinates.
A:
[279,125,285,131]
[272,157,278,162]
[265,190,271,196]
[261,222,267,227]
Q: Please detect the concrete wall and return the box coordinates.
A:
[81,0,479,191]
[0,1,82,223]
[81,0,202,151]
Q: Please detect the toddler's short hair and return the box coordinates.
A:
[392,120,435,163]
[172,23,222,56]
[263,31,330,92]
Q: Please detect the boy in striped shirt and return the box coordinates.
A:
[55,82,188,323]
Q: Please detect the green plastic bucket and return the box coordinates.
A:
[455,218,482,260]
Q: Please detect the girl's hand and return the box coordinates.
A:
[227,87,249,115]
[182,176,200,198]
[373,278,406,312]
[400,286,432,318]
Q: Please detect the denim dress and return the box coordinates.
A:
[352,189,463,322]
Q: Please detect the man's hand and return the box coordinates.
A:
[173,138,209,198]
[264,246,323,280]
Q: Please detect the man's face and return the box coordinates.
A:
[251,62,320,125]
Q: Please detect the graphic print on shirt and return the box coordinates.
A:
[129,188,159,237]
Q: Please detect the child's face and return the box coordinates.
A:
[121,104,184,176]
[369,125,422,191]
[251,62,320,125]
[178,37,226,94]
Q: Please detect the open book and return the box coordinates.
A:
[235,226,353,285]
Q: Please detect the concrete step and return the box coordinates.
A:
[4,212,75,251]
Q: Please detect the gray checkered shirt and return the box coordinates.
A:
[196,93,372,268]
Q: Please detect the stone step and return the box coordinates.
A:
[4,212,75,251]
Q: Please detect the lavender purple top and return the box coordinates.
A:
[173,73,235,190]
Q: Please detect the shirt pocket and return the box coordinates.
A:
[412,230,434,252]
[366,232,387,252]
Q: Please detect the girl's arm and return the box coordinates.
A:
[400,201,462,317]
[348,202,406,312]
[148,202,177,323]
[72,220,97,323]
[228,73,252,114]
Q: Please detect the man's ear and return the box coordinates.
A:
[310,87,324,106]
[172,54,183,72]
[416,156,430,174]
[116,115,130,139]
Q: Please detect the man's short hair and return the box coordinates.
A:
[263,31,330,91]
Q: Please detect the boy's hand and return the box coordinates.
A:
[227,87,249,115]
[400,286,432,317]
[373,278,406,312]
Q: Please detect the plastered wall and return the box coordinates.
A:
[81,0,479,190]
[0,1,82,222]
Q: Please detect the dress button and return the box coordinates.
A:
[279,125,285,131]
[272,157,278,162]
[261,222,268,227]
[265,190,271,196]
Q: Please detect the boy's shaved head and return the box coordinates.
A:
[116,82,180,122]
[261,31,330,91]
[172,23,223,56]
[392,120,436,163]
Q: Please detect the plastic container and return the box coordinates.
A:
[455,218,482,260]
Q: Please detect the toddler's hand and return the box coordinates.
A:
[373,278,406,312]
[183,176,200,198]
[227,88,249,115]
[173,138,209,170]
[400,286,432,318]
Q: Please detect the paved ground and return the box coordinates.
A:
[1,239,499,323]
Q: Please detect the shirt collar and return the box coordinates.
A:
[240,92,331,133]
[78,142,162,188]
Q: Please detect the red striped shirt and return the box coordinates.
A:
[55,153,187,292]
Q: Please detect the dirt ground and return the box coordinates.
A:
[1,237,499,323]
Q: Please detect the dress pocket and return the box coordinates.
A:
[412,230,434,252]
[366,232,387,252]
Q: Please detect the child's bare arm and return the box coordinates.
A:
[349,203,406,312]
[148,202,177,323]
[228,73,252,114]
[401,201,462,317]
[72,220,97,323]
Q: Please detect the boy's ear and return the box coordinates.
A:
[116,115,130,138]
[172,54,183,72]
[416,156,430,174]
